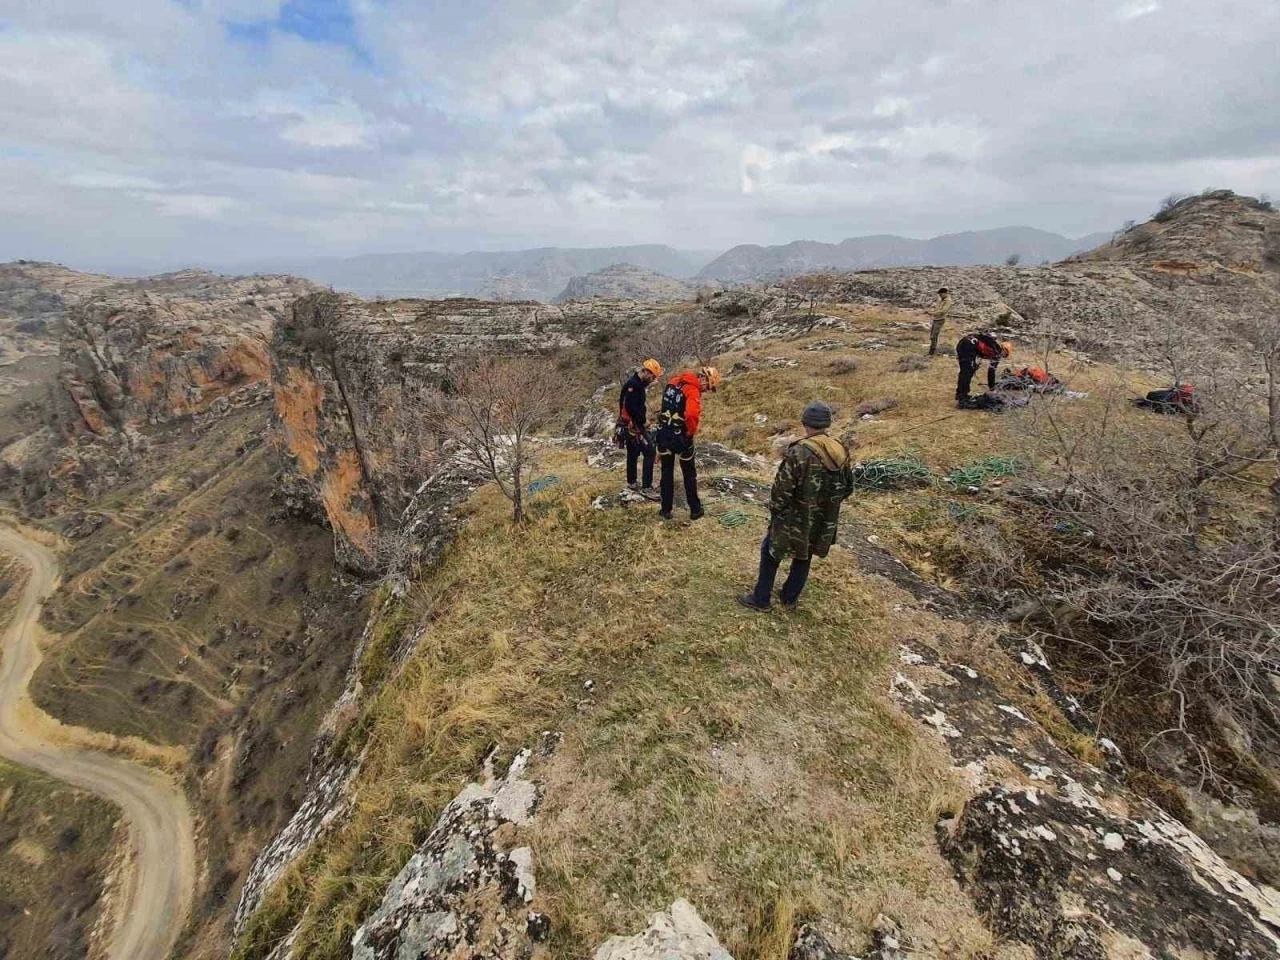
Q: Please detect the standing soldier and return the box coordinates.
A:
[617,358,663,494]
[654,365,722,521]
[928,286,953,356]
[955,332,1012,407]
[738,401,854,610]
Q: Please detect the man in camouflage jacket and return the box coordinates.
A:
[739,401,855,610]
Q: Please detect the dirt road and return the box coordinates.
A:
[0,526,195,960]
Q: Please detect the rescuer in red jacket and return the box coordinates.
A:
[653,366,722,520]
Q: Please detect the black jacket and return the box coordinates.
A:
[957,333,1003,361]
[618,371,649,431]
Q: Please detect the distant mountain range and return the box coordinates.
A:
[694,227,1113,282]
[216,226,1113,302]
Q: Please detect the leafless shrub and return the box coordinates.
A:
[616,312,719,377]
[856,397,898,417]
[895,354,928,373]
[1154,193,1186,222]
[827,357,858,376]
[425,355,558,523]
[779,272,840,322]
[1004,253,1021,266]
[1006,316,1280,784]
[725,423,748,442]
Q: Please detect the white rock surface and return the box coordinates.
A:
[593,899,734,960]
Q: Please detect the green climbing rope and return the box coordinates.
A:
[942,457,1020,487]
[851,455,933,490]
[717,509,754,528]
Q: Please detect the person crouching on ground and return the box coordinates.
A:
[739,401,854,611]
[928,286,953,356]
[618,358,663,494]
[654,365,722,521]
[955,332,1011,407]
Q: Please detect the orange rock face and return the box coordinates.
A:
[58,272,317,435]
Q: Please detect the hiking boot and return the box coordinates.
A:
[639,486,660,501]
[658,510,673,521]
[689,508,706,521]
[737,594,770,612]
[778,598,798,611]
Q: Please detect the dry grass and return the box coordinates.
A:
[698,313,1165,473]
[241,301,1197,960]
[236,443,1017,960]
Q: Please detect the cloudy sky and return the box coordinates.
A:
[1,0,1277,269]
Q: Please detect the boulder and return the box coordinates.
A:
[350,746,548,960]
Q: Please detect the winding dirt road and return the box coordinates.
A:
[0,525,195,960]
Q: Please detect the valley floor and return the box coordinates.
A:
[0,525,195,960]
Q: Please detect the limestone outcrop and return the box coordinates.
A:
[593,900,733,960]
[556,263,698,303]
[350,745,549,960]
[891,644,1280,959]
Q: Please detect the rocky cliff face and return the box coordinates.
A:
[0,261,120,449]
[58,270,316,436]
[0,265,321,510]
[269,293,667,572]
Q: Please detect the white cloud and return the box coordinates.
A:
[280,115,371,148]
[151,194,242,219]
[65,172,164,190]
[1116,1,1161,21]
[0,0,1277,265]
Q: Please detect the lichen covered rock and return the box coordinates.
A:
[892,644,1280,959]
[350,745,549,960]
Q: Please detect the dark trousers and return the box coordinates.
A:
[626,435,655,487]
[955,350,995,401]
[659,449,701,515]
[956,356,979,401]
[750,534,811,606]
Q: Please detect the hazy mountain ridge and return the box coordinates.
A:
[698,226,1114,282]
[212,225,1114,303]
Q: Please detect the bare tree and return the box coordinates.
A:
[425,355,559,523]
[1004,253,1021,266]
[616,311,719,378]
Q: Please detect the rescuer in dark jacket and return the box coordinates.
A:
[955,333,1012,407]
[617,358,663,491]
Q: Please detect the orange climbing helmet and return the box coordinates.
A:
[642,358,663,378]
[699,365,722,391]
[1000,341,1014,358]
